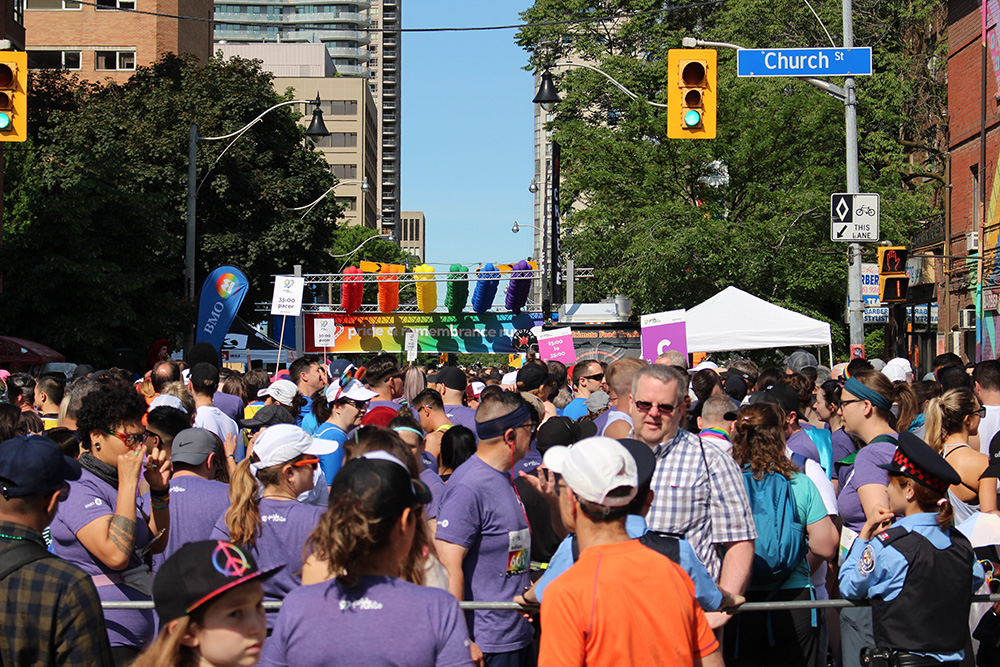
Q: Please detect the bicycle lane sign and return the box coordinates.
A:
[830,193,880,242]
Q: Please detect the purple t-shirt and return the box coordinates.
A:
[831,428,857,481]
[150,475,231,573]
[444,404,478,434]
[435,456,533,653]
[837,434,898,532]
[512,444,542,478]
[214,390,245,423]
[261,575,472,667]
[210,498,324,606]
[50,469,154,648]
[421,467,446,519]
[787,428,820,464]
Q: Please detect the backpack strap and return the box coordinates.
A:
[638,531,681,564]
[571,534,580,563]
[872,526,908,548]
[0,540,53,581]
[791,453,807,470]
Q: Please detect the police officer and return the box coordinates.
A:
[839,432,986,666]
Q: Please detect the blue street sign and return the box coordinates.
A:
[737,47,873,77]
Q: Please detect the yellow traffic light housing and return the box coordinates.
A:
[0,52,26,142]
[667,49,716,139]
[877,246,909,303]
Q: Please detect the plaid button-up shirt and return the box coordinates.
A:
[0,520,113,666]
[645,429,756,581]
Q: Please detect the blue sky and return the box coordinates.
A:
[400,1,536,270]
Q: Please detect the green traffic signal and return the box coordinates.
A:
[0,113,12,130]
[683,110,702,127]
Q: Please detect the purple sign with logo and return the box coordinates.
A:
[640,310,687,362]
[537,326,577,365]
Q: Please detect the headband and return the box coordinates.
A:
[843,376,892,412]
[476,403,532,440]
[392,426,425,439]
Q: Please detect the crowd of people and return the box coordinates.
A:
[0,344,997,666]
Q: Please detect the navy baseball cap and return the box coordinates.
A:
[0,435,82,498]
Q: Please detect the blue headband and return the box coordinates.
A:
[476,403,532,440]
[843,376,892,412]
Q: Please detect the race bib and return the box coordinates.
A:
[506,529,530,575]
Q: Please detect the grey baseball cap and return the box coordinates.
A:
[170,428,219,466]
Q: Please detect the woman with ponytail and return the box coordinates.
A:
[262,455,472,667]
[922,388,996,522]
[210,425,335,626]
[840,432,985,665]
[835,369,915,667]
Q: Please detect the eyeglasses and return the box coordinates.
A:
[583,373,604,382]
[292,457,320,470]
[144,431,160,443]
[513,422,538,439]
[971,406,988,418]
[634,400,676,415]
[106,430,146,448]
[839,399,865,408]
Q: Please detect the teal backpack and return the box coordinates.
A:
[741,455,807,585]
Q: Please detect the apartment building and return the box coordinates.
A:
[24,0,212,82]
[399,210,423,262]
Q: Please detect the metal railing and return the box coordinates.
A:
[96,594,1000,612]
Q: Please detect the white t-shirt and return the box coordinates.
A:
[194,405,239,443]
[979,405,1000,456]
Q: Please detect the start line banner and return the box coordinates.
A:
[304,312,542,354]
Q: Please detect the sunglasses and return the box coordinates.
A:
[292,457,320,469]
[634,400,676,415]
[583,373,604,382]
[971,406,988,419]
[106,430,146,448]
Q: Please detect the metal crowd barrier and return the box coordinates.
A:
[100,595,1000,612]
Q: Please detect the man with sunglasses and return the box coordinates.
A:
[630,364,756,629]
[562,360,605,421]
[0,434,113,666]
[361,354,404,418]
[435,391,535,667]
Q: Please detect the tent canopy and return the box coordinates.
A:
[686,286,832,353]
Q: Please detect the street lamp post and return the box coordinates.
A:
[287,178,371,220]
[185,95,330,352]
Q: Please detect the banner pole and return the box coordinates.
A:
[276,316,287,374]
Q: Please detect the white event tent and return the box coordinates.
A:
[685,286,833,363]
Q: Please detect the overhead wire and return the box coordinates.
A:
[61,0,728,32]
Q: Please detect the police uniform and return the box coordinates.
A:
[839,432,986,666]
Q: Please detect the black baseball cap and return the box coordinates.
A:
[334,455,433,517]
[170,428,219,467]
[756,382,801,419]
[516,364,556,392]
[238,403,295,430]
[428,366,467,391]
[618,438,656,492]
[0,435,81,497]
[190,362,220,388]
[535,416,597,455]
[153,540,279,624]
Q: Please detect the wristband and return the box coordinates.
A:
[149,487,169,500]
[226,454,236,459]
[150,499,169,510]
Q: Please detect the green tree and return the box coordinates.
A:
[517,0,942,343]
[2,54,357,364]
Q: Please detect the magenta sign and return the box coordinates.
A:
[537,326,577,365]
[640,310,687,362]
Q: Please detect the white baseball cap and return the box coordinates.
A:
[149,394,187,414]
[883,357,913,383]
[250,424,338,473]
[258,379,299,406]
[543,436,638,507]
[325,377,378,404]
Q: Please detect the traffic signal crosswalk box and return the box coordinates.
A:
[0,52,26,142]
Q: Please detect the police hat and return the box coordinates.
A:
[877,431,961,494]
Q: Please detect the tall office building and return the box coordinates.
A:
[213,0,400,238]
[399,210,424,262]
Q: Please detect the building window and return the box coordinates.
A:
[26,0,79,8]
[96,0,135,9]
[28,50,82,70]
[312,132,357,148]
[335,197,357,211]
[12,0,23,23]
[95,50,136,71]
[331,164,357,179]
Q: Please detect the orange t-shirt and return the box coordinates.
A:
[539,539,719,667]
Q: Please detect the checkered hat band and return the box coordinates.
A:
[891,448,949,494]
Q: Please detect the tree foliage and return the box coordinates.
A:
[517,0,943,346]
[1,54,376,364]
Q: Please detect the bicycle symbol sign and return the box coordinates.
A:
[830,193,880,242]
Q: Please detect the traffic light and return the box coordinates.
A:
[667,49,717,139]
[0,52,26,142]
[877,246,909,303]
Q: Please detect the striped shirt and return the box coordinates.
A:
[646,429,757,580]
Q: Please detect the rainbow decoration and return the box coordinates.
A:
[446,264,470,313]
[505,259,532,313]
[472,263,500,314]
[341,266,363,314]
[414,264,437,313]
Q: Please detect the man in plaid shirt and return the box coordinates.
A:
[630,364,756,629]
[0,435,112,666]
